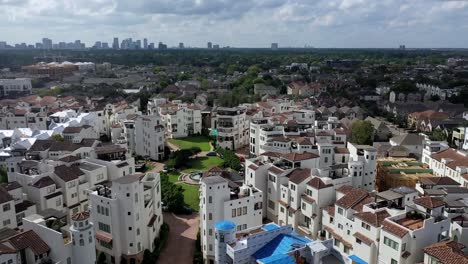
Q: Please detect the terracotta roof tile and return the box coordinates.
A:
[382,220,409,238]
[8,230,50,255]
[424,240,468,264]
[355,210,390,227]
[301,194,315,204]
[287,168,311,184]
[336,188,368,209]
[307,177,333,189]
[414,196,446,209]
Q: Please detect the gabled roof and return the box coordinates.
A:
[0,187,13,204]
[54,165,84,182]
[414,196,446,209]
[0,181,21,191]
[424,240,468,264]
[431,149,468,170]
[382,220,409,238]
[391,133,424,146]
[32,176,55,188]
[419,177,460,186]
[287,168,311,184]
[336,188,368,209]
[355,210,390,227]
[7,230,50,255]
[307,177,333,189]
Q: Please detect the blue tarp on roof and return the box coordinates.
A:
[263,223,280,231]
[215,221,236,231]
[349,254,368,264]
[258,254,295,264]
[253,234,312,263]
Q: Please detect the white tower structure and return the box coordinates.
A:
[70,211,97,264]
[214,221,236,264]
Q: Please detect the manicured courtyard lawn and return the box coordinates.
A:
[179,183,200,211]
[169,136,211,152]
[167,172,180,183]
[183,157,224,173]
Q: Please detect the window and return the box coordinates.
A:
[306,189,313,196]
[302,203,306,210]
[98,222,111,233]
[3,219,11,226]
[280,207,285,213]
[361,222,371,230]
[290,184,296,191]
[209,213,212,220]
[268,174,276,183]
[338,207,344,215]
[237,208,241,216]
[3,204,11,212]
[243,206,247,215]
[384,237,399,250]
[232,209,236,217]
[391,259,398,264]
[209,229,212,236]
[268,200,275,210]
[79,239,84,246]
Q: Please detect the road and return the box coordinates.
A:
[158,212,200,264]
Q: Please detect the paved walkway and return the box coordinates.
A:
[158,212,200,264]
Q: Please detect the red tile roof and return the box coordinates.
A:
[355,210,390,227]
[268,166,284,175]
[414,196,446,209]
[8,230,50,255]
[72,211,90,221]
[287,168,311,184]
[382,220,409,238]
[301,194,315,204]
[424,240,468,264]
[307,177,333,189]
[336,188,369,209]
[431,149,468,170]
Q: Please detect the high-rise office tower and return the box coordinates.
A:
[143,38,148,49]
[271,43,279,50]
[207,42,212,49]
[113,37,119,49]
[179,43,184,49]
[42,38,52,49]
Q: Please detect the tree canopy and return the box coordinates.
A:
[349,120,375,145]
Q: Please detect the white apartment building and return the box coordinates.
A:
[378,196,451,264]
[0,181,36,229]
[155,100,202,138]
[199,176,263,263]
[212,107,250,150]
[134,115,165,160]
[89,172,163,264]
[422,142,468,187]
[22,212,97,264]
[0,78,32,97]
[321,186,419,264]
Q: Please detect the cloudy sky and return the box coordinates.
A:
[1,0,468,48]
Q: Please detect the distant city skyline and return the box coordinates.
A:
[0,0,467,48]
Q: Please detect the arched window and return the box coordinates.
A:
[79,239,84,246]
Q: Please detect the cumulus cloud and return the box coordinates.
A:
[0,0,467,48]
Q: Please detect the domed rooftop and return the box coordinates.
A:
[71,211,90,221]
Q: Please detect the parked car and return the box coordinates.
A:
[162,166,174,173]
[206,151,217,157]
[179,206,193,215]
[161,202,169,212]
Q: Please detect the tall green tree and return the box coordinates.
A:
[349,120,374,145]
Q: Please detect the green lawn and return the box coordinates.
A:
[179,183,200,211]
[182,157,224,173]
[169,136,212,152]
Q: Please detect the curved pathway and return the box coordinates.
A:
[158,212,200,264]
